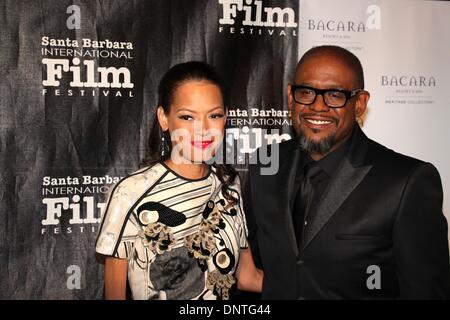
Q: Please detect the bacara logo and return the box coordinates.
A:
[381,75,437,87]
[308,5,381,32]
[219,0,297,28]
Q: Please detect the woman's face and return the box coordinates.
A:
[157,80,226,163]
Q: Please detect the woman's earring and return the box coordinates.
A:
[160,131,170,157]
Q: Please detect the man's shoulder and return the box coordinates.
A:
[368,138,423,165]
[366,137,438,178]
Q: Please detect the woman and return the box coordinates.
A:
[95,61,262,300]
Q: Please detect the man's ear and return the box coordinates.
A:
[355,91,370,118]
[157,106,169,131]
[287,84,294,113]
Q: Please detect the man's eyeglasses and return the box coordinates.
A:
[291,84,363,108]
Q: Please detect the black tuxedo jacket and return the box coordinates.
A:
[245,126,450,299]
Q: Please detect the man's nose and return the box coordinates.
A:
[309,93,330,112]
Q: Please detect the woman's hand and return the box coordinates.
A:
[236,246,263,292]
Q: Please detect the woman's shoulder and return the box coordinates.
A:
[112,162,168,193]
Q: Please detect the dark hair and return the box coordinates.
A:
[297,45,365,89]
[141,61,238,203]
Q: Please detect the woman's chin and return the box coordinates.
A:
[190,146,216,162]
[170,152,214,164]
[191,153,215,163]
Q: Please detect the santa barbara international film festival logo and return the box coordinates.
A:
[41,6,134,98]
[41,37,134,98]
[218,0,298,36]
[41,175,123,236]
[223,107,292,174]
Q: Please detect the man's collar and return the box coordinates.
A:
[316,133,352,177]
[346,124,370,167]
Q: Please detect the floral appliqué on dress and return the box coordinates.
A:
[139,198,237,299]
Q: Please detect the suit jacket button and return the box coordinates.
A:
[296,260,305,267]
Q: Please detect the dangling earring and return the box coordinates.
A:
[160,131,170,157]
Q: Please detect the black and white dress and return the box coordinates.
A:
[95,162,248,300]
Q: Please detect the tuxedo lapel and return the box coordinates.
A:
[300,126,373,252]
[276,140,302,257]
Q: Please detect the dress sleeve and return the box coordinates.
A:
[95,171,151,259]
[231,175,249,249]
[95,165,168,259]
[95,180,138,259]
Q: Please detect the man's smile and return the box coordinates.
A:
[301,115,337,130]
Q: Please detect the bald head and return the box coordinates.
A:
[296,46,365,90]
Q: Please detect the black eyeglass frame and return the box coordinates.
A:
[290,84,363,108]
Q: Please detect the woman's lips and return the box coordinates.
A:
[191,140,214,149]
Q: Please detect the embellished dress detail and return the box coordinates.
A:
[95,163,248,300]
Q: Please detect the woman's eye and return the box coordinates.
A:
[179,115,193,121]
[210,113,225,119]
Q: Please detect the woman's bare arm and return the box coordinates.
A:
[236,247,263,292]
[104,256,128,300]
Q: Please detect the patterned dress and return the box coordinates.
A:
[95,162,248,300]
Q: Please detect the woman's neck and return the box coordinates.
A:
[163,159,209,180]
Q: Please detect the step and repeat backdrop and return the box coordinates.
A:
[0,0,449,299]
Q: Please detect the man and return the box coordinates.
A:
[244,45,450,299]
